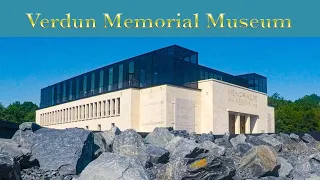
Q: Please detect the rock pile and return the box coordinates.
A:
[0,122,320,180]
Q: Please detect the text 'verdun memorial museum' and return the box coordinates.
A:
[36,45,275,134]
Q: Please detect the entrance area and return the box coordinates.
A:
[229,114,235,134]
[229,112,253,134]
[240,116,245,134]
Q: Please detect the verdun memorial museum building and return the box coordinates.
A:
[36,45,275,134]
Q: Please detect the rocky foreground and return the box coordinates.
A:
[0,123,320,180]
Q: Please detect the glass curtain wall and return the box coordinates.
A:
[39,45,266,108]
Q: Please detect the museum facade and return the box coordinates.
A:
[36,45,274,134]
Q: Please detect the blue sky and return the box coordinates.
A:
[0,37,319,107]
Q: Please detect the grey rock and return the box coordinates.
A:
[78,152,150,180]
[0,138,37,169]
[302,134,316,144]
[113,129,150,167]
[236,142,253,156]
[11,130,35,150]
[277,157,293,177]
[157,153,235,180]
[197,133,215,143]
[276,133,308,155]
[238,145,279,179]
[310,152,320,161]
[189,132,198,141]
[144,127,174,148]
[259,177,290,180]
[291,160,312,178]
[230,134,246,148]
[0,153,21,180]
[146,144,169,164]
[21,166,64,180]
[92,132,111,159]
[223,132,230,142]
[306,174,320,180]
[215,137,232,148]
[260,135,283,152]
[19,122,41,132]
[201,140,226,156]
[31,128,93,176]
[170,139,207,160]
[289,133,300,141]
[246,135,268,146]
[164,136,184,154]
[171,130,189,138]
[100,126,121,148]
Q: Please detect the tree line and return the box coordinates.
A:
[1,93,319,133]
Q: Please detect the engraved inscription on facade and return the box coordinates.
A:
[228,89,258,108]
[174,98,195,132]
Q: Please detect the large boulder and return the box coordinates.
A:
[277,157,293,177]
[289,133,300,141]
[170,130,189,138]
[0,138,36,169]
[31,128,93,176]
[19,122,41,132]
[0,153,21,180]
[101,126,121,147]
[197,133,215,143]
[165,136,184,154]
[113,129,150,167]
[290,160,313,179]
[238,145,279,179]
[146,144,169,164]
[156,154,235,180]
[276,133,308,156]
[236,142,254,156]
[169,139,207,160]
[92,132,111,159]
[201,141,226,156]
[77,152,150,180]
[302,134,316,144]
[230,134,246,148]
[259,135,283,152]
[144,127,174,148]
[11,122,42,150]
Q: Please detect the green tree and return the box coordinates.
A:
[269,93,320,133]
[2,101,38,124]
[0,103,5,120]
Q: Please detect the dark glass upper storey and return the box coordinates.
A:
[40,45,267,108]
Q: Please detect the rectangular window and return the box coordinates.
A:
[98,101,101,117]
[69,80,73,101]
[103,101,106,116]
[190,54,197,64]
[99,70,104,93]
[129,61,134,73]
[94,102,97,117]
[107,100,111,116]
[108,67,113,91]
[91,72,95,95]
[76,77,80,99]
[90,103,93,118]
[76,106,78,120]
[117,98,120,115]
[63,82,67,102]
[140,69,146,87]
[112,99,115,115]
[118,64,123,89]
[83,75,87,96]
[86,104,89,118]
